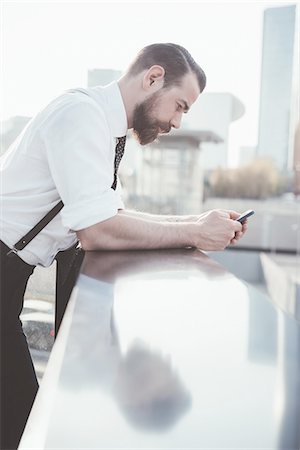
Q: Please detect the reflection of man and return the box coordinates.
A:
[1,43,247,449]
[113,344,191,431]
[67,273,191,432]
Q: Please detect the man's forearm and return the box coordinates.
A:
[119,208,198,223]
[77,212,193,251]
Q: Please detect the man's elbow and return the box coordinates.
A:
[79,235,97,251]
[76,216,119,251]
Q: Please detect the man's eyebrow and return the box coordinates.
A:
[180,100,190,112]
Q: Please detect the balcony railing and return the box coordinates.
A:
[20,249,300,449]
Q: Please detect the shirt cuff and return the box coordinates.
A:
[61,189,125,231]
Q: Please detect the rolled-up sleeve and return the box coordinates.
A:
[41,99,122,230]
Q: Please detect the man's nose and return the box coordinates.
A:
[171,113,182,129]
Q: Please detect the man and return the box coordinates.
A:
[0,43,246,448]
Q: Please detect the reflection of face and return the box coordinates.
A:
[132,71,200,146]
[113,344,191,430]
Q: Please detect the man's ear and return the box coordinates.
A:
[142,65,165,92]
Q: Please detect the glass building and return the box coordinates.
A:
[257,4,297,171]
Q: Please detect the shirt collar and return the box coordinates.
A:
[91,81,128,138]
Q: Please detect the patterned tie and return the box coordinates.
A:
[111,136,126,190]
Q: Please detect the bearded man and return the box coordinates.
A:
[0,43,247,449]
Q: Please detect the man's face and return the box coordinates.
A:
[132,71,200,146]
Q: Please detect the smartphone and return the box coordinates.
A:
[236,209,255,223]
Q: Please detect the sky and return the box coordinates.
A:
[0,0,296,164]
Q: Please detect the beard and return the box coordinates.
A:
[132,93,171,146]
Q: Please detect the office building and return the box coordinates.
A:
[257,4,298,171]
[183,93,245,169]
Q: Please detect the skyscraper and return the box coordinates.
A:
[257,4,297,171]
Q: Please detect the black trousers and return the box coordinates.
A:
[0,241,84,450]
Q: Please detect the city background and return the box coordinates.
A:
[1,1,299,380]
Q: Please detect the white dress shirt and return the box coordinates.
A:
[0,82,127,267]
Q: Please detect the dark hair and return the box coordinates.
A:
[127,43,206,93]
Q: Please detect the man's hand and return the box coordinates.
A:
[223,209,248,246]
[191,209,245,251]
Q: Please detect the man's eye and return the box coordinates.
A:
[176,103,182,111]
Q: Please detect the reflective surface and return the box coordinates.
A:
[20,249,300,449]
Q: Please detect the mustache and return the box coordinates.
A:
[160,125,171,134]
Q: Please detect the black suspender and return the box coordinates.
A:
[7,201,64,256]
